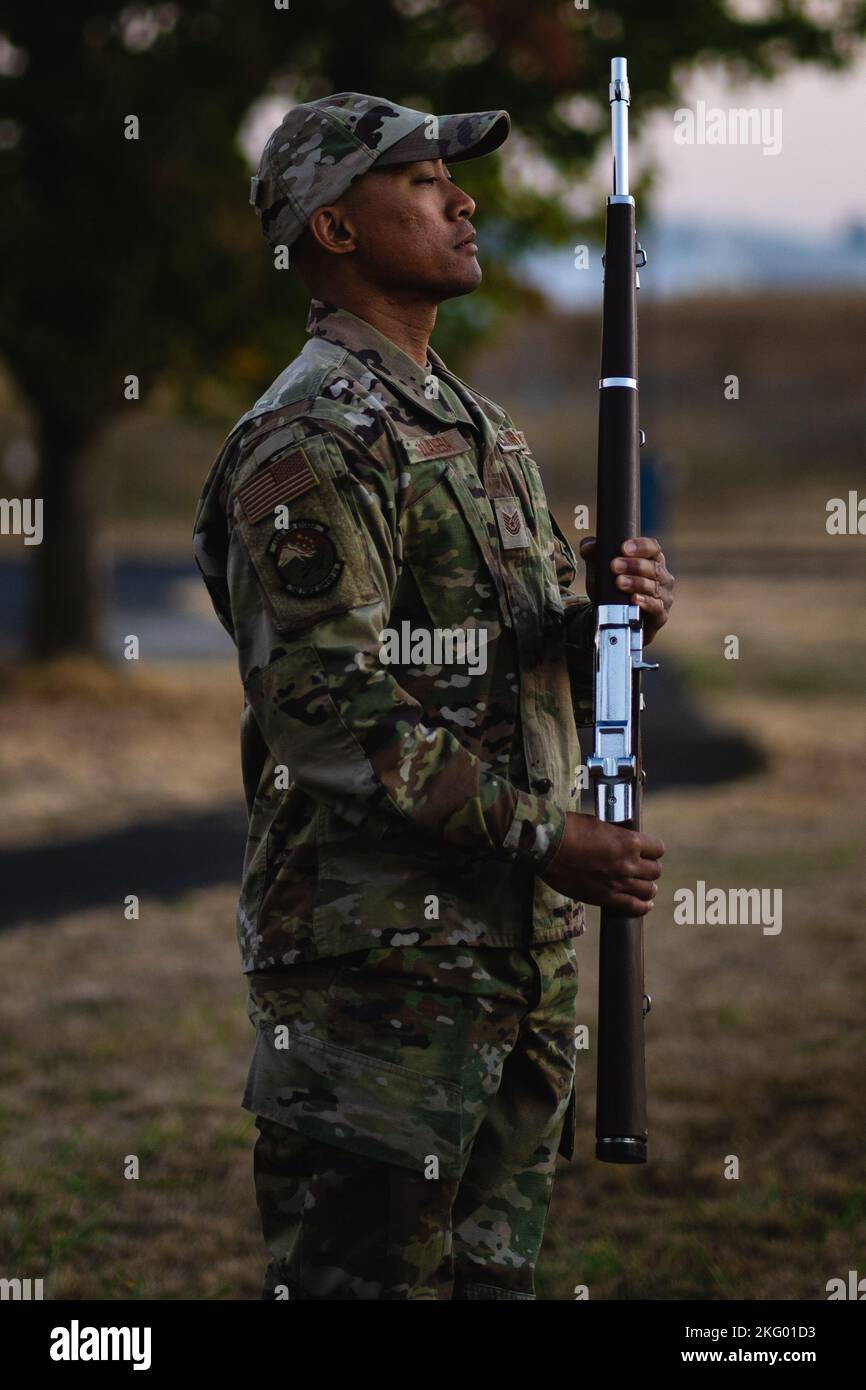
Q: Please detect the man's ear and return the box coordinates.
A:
[306,203,358,256]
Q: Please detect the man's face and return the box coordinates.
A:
[336,158,481,300]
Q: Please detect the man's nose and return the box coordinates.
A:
[449,184,476,219]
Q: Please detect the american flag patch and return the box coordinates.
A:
[233,449,319,524]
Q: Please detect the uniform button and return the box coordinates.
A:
[533,777,553,794]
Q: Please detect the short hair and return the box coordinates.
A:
[292,224,315,270]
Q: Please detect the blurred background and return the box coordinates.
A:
[1,0,864,1300]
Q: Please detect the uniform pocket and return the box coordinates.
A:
[239,781,274,929]
[401,467,509,638]
[242,1023,464,1180]
[556,1080,578,1161]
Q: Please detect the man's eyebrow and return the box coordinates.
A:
[375,159,435,175]
[375,159,454,178]
[421,162,455,180]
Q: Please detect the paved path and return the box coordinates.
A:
[0,665,762,927]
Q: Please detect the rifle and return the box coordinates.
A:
[587,56,657,1165]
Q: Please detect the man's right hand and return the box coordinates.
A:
[540,811,665,916]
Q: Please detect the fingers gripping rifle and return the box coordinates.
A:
[587,58,657,1164]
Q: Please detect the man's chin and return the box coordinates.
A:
[438,261,483,300]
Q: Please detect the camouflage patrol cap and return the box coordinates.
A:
[250,91,511,249]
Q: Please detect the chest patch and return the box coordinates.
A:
[493,496,531,550]
[400,427,470,464]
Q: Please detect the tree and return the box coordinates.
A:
[2,0,864,656]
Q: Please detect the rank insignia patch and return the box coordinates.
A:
[266,519,344,596]
[493,496,531,550]
[234,448,319,524]
[496,428,529,452]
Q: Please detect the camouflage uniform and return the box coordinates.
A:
[192,93,598,1300]
[245,941,578,1300]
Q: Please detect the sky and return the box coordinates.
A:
[242,41,866,243]
[641,50,866,235]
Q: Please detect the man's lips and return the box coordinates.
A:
[455,228,478,250]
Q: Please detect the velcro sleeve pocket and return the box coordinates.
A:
[230,431,381,636]
[549,508,580,592]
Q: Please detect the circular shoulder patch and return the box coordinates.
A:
[266,519,344,596]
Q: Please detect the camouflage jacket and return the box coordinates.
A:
[193,299,596,971]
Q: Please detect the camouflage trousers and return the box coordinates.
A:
[242,939,579,1300]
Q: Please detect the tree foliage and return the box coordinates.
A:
[1,0,864,652]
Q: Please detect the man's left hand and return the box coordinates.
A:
[578,535,675,647]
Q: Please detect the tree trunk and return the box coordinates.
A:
[29,415,103,659]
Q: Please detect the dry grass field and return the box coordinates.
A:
[1,492,863,1300]
[542,679,866,1300]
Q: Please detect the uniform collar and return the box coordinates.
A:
[305,298,479,430]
